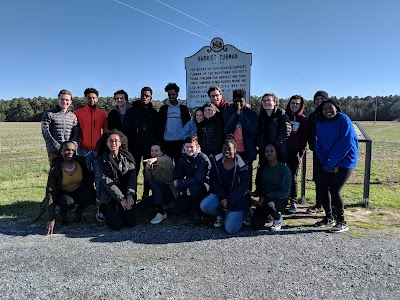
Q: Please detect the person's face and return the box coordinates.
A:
[314,96,325,108]
[85,93,98,107]
[262,96,276,110]
[141,90,152,105]
[289,98,301,113]
[58,94,72,111]
[184,142,199,156]
[114,94,126,108]
[222,142,236,159]
[209,90,222,107]
[107,134,121,152]
[61,142,76,161]
[150,145,163,158]
[167,89,178,105]
[264,144,278,162]
[233,97,246,110]
[322,102,338,119]
[195,110,204,123]
[204,107,214,119]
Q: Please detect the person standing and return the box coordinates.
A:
[256,93,291,165]
[314,99,358,233]
[196,103,225,156]
[108,89,131,132]
[208,85,229,116]
[223,89,257,188]
[41,89,79,166]
[74,87,108,221]
[159,82,191,162]
[306,90,328,213]
[124,86,160,200]
[285,95,308,213]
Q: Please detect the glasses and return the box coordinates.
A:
[108,139,121,144]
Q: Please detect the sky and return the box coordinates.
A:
[0,0,398,101]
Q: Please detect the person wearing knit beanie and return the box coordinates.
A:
[307,90,329,214]
[313,91,328,103]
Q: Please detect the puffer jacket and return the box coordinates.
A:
[41,107,79,153]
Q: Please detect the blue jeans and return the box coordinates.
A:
[77,149,100,197]
[200,193,246,234]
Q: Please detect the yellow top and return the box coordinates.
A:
[61,163,83,192]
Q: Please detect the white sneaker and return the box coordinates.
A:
[150,212,167,224]
[214,216,224,228]
[270,214,283,231]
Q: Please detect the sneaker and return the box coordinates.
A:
[330,221,349,233]
[244,207,254,226]
[315,217,335,227]
[270,214,283,231]
[190,212,203,224]
[288,203,297,214]
[307,206,324,214]
[150,212,167,224]
[214,216,224,228]
[96,207,105,223]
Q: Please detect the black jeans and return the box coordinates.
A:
[287,150,300,200]
[100,199,136,230]
[164,140,184,163]
[58,186,96,213]
[317,166,353,222]
[251,198,287,230]
[171,183,207,216]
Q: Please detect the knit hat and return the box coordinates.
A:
[313,91,328,102]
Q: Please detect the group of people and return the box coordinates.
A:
[38,84,359,236]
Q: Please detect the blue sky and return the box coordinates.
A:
[0,0,398,101]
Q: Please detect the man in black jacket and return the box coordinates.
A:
[159,82,191,162]
[124,87,160,199]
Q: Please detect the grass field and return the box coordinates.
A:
[0,121,399,234]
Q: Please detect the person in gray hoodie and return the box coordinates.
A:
[159,83,191,162]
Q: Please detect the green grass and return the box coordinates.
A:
[0,121,399,233]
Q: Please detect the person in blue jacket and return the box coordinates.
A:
[314,99,358,233]
[200,136,251,234]
[171,135,210,224]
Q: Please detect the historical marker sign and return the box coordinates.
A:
[185,37,252,108]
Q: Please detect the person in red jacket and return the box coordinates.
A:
[285,95,308,214]
[74,87,108,221]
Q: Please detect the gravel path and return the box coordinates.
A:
[0,217,399,300]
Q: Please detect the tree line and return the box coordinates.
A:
[0,95,399,122]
